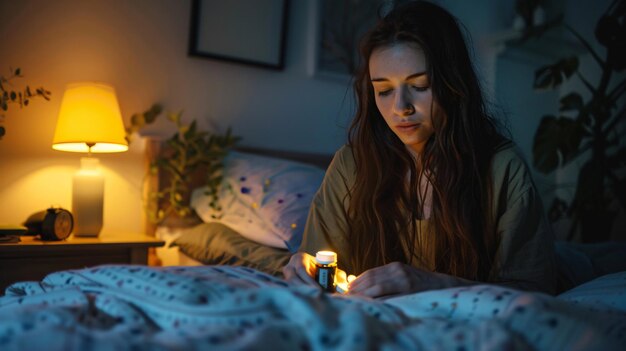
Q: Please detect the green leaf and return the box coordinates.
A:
[0,126,5,138]
[40,89,51,100]
[534,57,579,90]
[9,91,16,101]
[532,115,584,173]
[535,66,559,89]
[185,120,197,140]
[167,111,181,124]
[559,92,584,112]
[130,113,146,128]
[144,104,162,124]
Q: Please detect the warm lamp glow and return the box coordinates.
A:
[52,82,128,153]
[51,82,128,237]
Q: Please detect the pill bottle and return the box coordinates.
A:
[315,251,337,292]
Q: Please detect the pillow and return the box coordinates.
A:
[555,241,626,292]
[557,271,626,313]
[191,151,325,252]
[171,222,291,276]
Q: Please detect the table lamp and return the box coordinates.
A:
[52,82,128,237]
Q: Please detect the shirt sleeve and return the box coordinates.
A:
[299,146,355,273]
[489,147,557,294]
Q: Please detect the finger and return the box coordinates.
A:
[296,264,319,287]
[349,274,398,297]
[285,267,316,287]
[283,266,300,283]
[354,284,388,298]
[348,268,380,291]
[347,274,366,291]
[336,269,347,285]
[284,254,306,278]
[283,255,301,279]
[348,266,400,295]
[349,262,404,291]
[347,273,375,294]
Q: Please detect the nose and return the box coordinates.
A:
[393,87,415,116]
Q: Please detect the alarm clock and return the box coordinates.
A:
[23,207,74,241]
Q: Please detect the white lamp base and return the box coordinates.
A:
[72,157,104,237]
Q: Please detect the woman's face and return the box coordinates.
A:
[369,42,436,155]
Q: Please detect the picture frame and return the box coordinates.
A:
[307,0,396,82]
[188,0,289,70]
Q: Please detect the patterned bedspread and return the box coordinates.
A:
[0,265,624,350]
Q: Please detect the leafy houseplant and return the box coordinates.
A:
[127,104,240,225]
[523,0,625,242]
[0,67,51,139]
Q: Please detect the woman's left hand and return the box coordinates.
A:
[347,262,464,298]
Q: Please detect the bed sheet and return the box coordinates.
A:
[1,265,624,351]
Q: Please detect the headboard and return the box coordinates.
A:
[142,138,334,236]
[235,146,333,170]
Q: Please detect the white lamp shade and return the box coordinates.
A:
[52,82,128,153]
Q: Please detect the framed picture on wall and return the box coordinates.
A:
[307,0,406,81]
[188,0,289,70]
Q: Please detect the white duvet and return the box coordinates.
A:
[0,265,624,350]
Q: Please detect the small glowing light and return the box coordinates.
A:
[336,275,356,294]
[336,282,349,294]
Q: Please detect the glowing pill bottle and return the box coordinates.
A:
[315,251,337,292]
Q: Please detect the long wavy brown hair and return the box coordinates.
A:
[347,1,507,280]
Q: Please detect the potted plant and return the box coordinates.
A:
[521,0,625,242]
[0,67,51,139]
[126,104,240,226]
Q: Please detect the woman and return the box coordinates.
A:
[283,0,556,297]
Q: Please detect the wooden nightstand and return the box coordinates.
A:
[0,233,164,292]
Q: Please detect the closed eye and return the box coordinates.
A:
[376,85,428,96]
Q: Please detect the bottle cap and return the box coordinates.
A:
[315,250,337,264]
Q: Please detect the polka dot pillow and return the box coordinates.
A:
[191,151,325,252]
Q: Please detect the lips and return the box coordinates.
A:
[396,123,420,132]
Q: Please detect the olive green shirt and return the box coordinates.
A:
[299,144,556,294]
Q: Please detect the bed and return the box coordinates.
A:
[1,265,625,350]
[1,145,625,350]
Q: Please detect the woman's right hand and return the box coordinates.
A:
[283,252,319,287]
